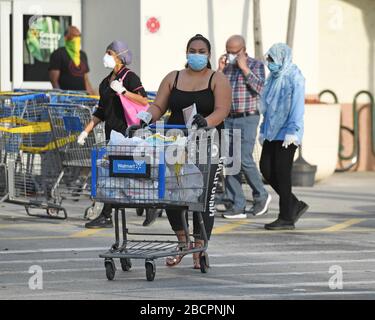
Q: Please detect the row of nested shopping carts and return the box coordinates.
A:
[0,90,105,220]
[0,90,214,281]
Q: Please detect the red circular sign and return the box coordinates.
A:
[146,17,160,33]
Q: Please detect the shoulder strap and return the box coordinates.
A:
[173,71,180,89]
[120,69,131,82]
[208,72,216,90]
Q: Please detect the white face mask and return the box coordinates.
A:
[103,53,116,69]
[227,53,237,64]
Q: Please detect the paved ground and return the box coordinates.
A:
[0,172,374,300]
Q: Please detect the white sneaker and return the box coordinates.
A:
[251,194,272,216]
[223,213,247,219]
[222,208,247,219]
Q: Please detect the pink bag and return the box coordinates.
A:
[117,70,149,126]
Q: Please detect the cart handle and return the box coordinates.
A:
[148,124,187,129]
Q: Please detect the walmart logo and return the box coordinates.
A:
[113,160,146,174]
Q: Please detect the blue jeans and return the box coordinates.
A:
[224,115,268,210]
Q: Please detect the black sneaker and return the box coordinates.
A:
[142,209,161,227]
[85,215,113,229]
[264,218,295,230]
[294,201,309,223]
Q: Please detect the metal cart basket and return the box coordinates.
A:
[91,124,215,281]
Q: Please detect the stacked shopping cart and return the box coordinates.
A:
[0,90,101,219]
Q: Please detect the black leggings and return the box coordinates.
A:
[166,160,223,240]
[259,140,298,222]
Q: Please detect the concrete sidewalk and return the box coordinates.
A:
[0,172,374,300]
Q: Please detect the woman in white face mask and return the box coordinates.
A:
[77,40,155,229]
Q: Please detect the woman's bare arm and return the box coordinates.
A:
[83,116,102,134]
[205,72,232,127]
[146,71,177,122]
[122,90,149,106]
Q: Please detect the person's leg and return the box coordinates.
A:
[165,209,190,267]
[221,118,236,208]
[142,208,161,227]
[224,117,247,212]
[262,141,295,230]
[273,142,298,222]
[101,204,113,218]
[260,141,299,209]
[261,140,282,193]
[165,208,188,235]
[240,116,268,200]
[238,115,271,215]
[259,140,273,186]
[191,160,222,268]
[223,118,250,218]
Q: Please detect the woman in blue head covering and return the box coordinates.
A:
[259,43,309,230]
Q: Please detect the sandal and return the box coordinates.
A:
[192,240,204,269]
[166,254,186,267]
[165,243,192,267]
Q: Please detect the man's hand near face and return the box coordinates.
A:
[236,51,250,76]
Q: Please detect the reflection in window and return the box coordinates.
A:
[23,15,71,82]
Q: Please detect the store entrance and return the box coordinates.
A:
[0,0,81,91]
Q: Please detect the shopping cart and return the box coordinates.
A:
[91,124,215,281]
[0,93,67,219]
[47,103,104,217]
[48,92,99,110]
[46,92,104,219]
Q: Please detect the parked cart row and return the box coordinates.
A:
[0,91,102,219]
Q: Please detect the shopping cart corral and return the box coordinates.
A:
[0,93,67,219]
[91,124,217,281]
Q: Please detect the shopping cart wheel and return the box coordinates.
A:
[145,260,156,281]
[157,209,163,217]
[120,258,132,271]
[136,208,144,216]
[46,208,61,217]
[46,208,67,219]
[84,203,103,220]
[199,253,209,274]
[105,259,116,280]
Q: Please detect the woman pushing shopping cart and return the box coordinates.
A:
[91,34,231,281]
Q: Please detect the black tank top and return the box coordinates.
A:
[167,71,222,129]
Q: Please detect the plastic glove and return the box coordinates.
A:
[282,134,298,148]
[77,131,88,146]
[110,80,126,94]
[136,111,153,127]
[191,114,208,128]
[258,133,265,146]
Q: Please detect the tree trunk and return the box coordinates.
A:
[253,0,263,59]
[287,0,297,49]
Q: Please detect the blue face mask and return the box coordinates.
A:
[267,62,282,73]
[187,54,208,71]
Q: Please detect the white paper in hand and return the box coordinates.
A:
[183,103,197,128]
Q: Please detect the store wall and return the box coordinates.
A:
[319,0,375,103]
[82,0,141,90]
[140,0,319,92]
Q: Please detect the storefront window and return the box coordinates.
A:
[23,15,71,81]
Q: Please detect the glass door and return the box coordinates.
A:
[0,0,12,91]
[11,0,81,90]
